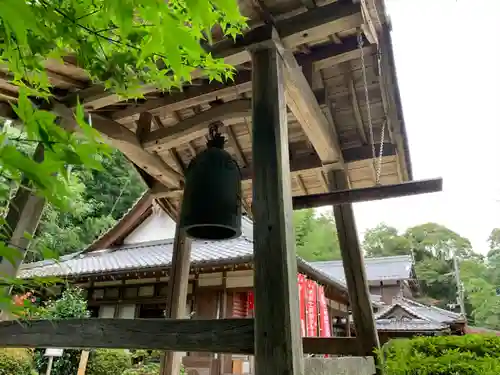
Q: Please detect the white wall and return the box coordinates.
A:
[123,210,176,244]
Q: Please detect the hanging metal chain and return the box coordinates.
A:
[357,32,384,185]
[377,119,386,185]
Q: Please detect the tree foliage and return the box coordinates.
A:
[293,209,341,261]
[0,0,246,314]
[30,150,146,259]
[86,349,132,375]
[381,335,500,375]
[0,348,34,375]
[361,223,500,330]
[33,287,90,375]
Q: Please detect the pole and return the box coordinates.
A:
[453,256,466,317]
[45,356,54,375]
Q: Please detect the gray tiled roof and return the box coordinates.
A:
[18,216,346,293]
[19,236,256,279]
[375,297,463,325]
[311,255,414,283]
[376,318,448,332]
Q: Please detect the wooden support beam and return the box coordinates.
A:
[343,62,368,144]
[111,72,253,121]
[292,177,443,209]
[150,143,401,199]
[135,112,153,143]
[0,318,362,355]
[143,99,251,152]
[326,170,379,358]
[52,103,183,188]
[251,46,303,375]
[295,34,372,72]
[111,37,369,122]
[0,144,46,302]
[210,2,361,66]
[360,0,382,45]
[159,225,192,375]
[278,42,342,164]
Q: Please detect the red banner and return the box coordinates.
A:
[247,291,254,316]
[318,285,332,338]
[297,274,307,337]
[305,279,318,337]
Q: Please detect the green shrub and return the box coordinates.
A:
[0,348,34,375]
[381,334,500,375]
[122,363,161,375]
[87,349,132,375]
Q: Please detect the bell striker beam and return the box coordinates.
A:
[327,170,380,358]
[251,45,304,375]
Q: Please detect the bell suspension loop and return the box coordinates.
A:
[207,123,225,149]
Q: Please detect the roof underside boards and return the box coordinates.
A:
[311,254,413,283]
[0,0,412,220]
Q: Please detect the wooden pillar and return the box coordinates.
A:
[159,224,192,375]
[0,144,45,302]
[222,291,234,374]
[326,170,379,356]
[251,45,304,375]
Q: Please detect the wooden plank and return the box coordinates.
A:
[159,226,192,375]
[0,318,362,355]
[0,318,254,353]
[142,99,251,152]
[0,144,46,302]
[326,170,379,358]
[77,350,90,375]
[251,46,303,375]
[292,177,443,209]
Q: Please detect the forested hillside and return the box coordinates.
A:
[295,210,500,331]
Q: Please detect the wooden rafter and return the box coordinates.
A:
[276,39,343,165]
[142,99,251,152]
[51,103,183,188]
[343,62,368,144]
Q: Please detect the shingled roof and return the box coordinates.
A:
[18,207,348,297]
[374,297,465,332]
[311,255,415,284]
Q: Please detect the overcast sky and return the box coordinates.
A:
[331,0,500,254]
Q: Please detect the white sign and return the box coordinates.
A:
[44,348,64,357]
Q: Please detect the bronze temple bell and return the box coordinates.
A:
[179,124,242,240]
